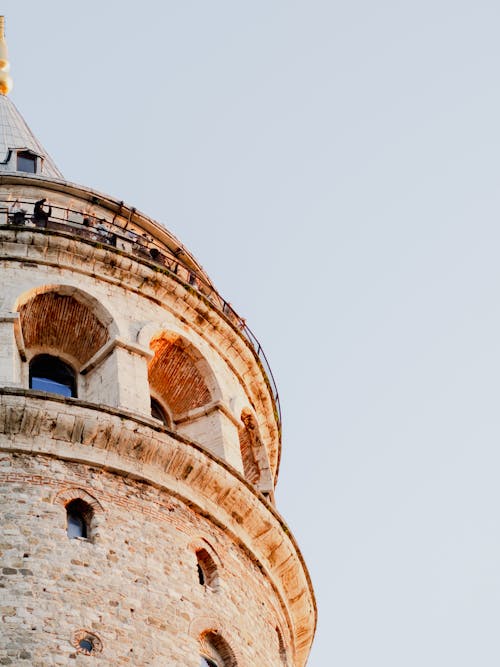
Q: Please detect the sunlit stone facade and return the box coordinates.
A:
[0,23,316,667]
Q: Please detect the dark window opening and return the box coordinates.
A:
[79,638,93,653]
[17,151,37,174]
[196,548,219,590]
[66,499,91,539]
[73,630,102,655]
[29,354,76,398]
[200,631,236,667]
[150,397,170,426]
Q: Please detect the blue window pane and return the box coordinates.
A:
[17,153,37,173]
[67,512,86,539]
[29,355,76,397]
[31,376,73,397]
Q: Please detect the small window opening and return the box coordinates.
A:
[196,548,219,590]
[29,354,76,398]
[79,638,93,653]
[200,631,236,667]
[72,629,102,655]
[17,151,37,174]
[66,499,91,539]
[150,397,170,426]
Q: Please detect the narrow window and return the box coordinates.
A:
[150,397,170,426]
[29,354,76,398]
[196,548,219,590]
[17,151,37,174]
[66,499,91,539]
[199,632,236,667]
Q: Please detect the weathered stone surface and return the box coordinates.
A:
[0,454,298,665]
[0,177,316,666]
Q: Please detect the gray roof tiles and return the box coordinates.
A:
[0,95,63,178]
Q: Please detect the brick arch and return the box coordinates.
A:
[15,285,115,367]
[189,538,223,592]
[53,487,104,512]
[148,332,218,418]
[53,487,105,542]
[200,630,238,667]
[188,537,223,567]
[189,618,240,667]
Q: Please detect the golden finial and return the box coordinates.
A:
[0,17,13,95]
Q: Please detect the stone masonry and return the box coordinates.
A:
[0,95,316,665]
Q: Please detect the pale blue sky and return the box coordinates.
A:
[6,2,500,665]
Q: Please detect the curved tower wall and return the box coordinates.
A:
[0,173,316,666]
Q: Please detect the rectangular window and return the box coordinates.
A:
[17,152,37,173]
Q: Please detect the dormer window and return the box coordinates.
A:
[17,150,37,174]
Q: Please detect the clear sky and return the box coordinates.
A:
[5,2,500,665]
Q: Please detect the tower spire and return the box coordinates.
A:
[0,16,13,95]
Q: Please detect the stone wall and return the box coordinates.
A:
[0,452,290,666]
[0,175,316,666]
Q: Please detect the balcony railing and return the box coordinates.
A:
[0,198,281,434]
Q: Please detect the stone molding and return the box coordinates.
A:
[174,400,242,429]
[79,337,153,375]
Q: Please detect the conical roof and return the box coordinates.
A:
[0,94,63,178]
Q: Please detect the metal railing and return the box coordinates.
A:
[0,197,281,433]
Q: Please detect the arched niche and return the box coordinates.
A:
[148,331,220,419]
[15,285,116,368]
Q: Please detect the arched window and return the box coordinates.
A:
[199,631,237,667]
[150,397,170,426]
[196,548,219,590]
[29,354,76,398]
[66,499,92,539]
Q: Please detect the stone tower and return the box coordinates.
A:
[0,19,316,667]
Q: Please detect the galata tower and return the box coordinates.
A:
[0,17,316,667]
